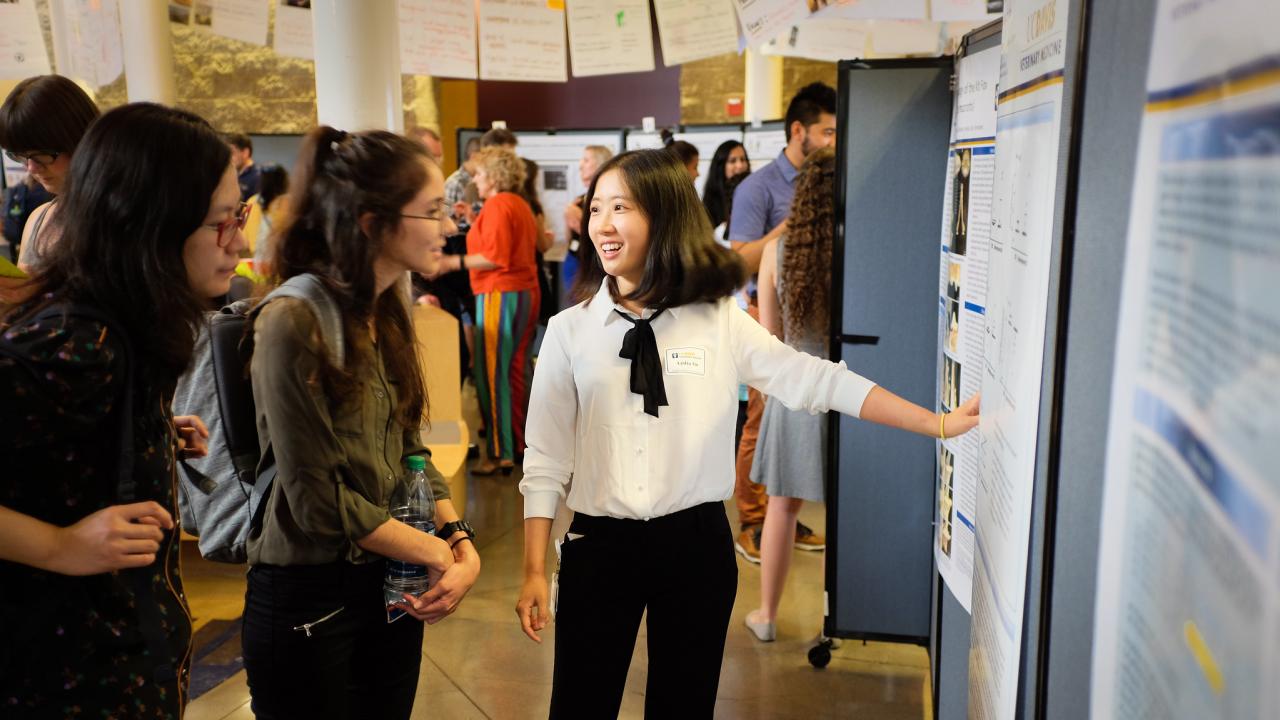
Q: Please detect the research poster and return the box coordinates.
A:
[730,0,808,49]
[273,0,313,61]
[517,132,623,250]
[1091,2,1280,718]
[400,0,477,79]
[567,0,655,77]
[816,0,926,21]
[0,0,52,80]
[743,124,786,173]
[211,0,269,47]
[934,40,999,615]
[480,0,568,83]
[966,0,1067,717]
[652,0,739,66]
[764,18,868,64]
[60,0,123,89]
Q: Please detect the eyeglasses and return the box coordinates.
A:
[4,149,61,168]
[401,207,447,222]
[202,202,251,248]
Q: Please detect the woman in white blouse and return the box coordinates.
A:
[515,149,979,718]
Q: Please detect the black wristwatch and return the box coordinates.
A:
[439,520,476,546]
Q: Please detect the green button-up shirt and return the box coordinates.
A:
[248,298,450,566]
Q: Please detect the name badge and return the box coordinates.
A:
[665,347,706,376]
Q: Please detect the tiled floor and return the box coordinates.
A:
[184,389,933,720]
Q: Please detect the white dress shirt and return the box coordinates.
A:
[519,281,877,521]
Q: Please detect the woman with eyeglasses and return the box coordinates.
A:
[0,102,246,718]
[433,146,540,476]
[0,74,101,271]
[242,127,481,720]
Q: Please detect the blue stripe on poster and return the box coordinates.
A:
[965,301,986,314]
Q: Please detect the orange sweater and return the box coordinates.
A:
[466,192,539,295]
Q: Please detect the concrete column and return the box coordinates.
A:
[118,0,177,105]
[311,0,404,132]
[744,48,784,125]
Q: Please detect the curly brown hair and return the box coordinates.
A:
[781,147,836,342]
[474,146,526,193]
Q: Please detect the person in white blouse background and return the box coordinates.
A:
[515,149,980,719]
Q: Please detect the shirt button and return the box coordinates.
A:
[375,389,385,399]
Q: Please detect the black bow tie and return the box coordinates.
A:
[616,308,668,418]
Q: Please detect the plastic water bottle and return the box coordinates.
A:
[384,456,436,614]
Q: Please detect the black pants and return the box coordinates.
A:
[242,560,424,720]
[550,501,739,719]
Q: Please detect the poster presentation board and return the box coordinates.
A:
[211,0,269,46]
[674,127,745,196]
[818,0,926,20]
[652,0,739,66]
[59,0,124,90]
[566,0,655,77]
[479,0,568,83]
[933,40,999,615]
[763,17,869,64]
[730,0,808,49]
[274,0,313,60]
[1090,1,1280,718]
[743,122,787,172]
[516,131,625,254]
[966,0,1069,717]
[400,0,478,79]
[0,0,51,80]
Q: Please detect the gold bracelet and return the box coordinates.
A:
[939,413,947,441]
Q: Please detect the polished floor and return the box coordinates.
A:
[185,390,933,720]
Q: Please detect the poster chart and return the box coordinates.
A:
[652,0,739,66]
[933,41,999,615]
[966,0,1068,717]
[1091,1,1280,718]
[211,0,269,46]
[566,0,654,77]
[762,17,869,64]
[400,0,478,79]
[273,0,313,61]
[743,123,786,173]
[517,132,624,254]
[731,0,808,50]
[0,0,51,80]
[58,0,124,90]
[479,0,568,83]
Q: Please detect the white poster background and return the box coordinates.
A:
[211,0,270,46]
[930,0,999,22]
[743,124,786,172]
[519,132,623,256]
[1091,1,1280,718]
[763,18,868,64]
[816,0,927,21]
[274,0,313,61]
[934,41,999,615]
[61,0,123,89]
[400,0,478,79]
[479,0,568,82]
[652,0,739,66]
[624,131,666,151]
[0,0,52,80]
[730,0,808,50]
[967,0,1068,717]
[566,0,655,77]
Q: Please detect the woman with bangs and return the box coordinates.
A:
[242,127,480,719]
[515,149,981,717]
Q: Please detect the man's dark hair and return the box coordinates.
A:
[481,128,518,148]
[0,74,100,155]
[464,136,482,159]
[226,132,253,155]
[572,150,744,308]
[784,82,837,141]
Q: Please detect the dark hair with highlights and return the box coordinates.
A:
[571,149,744,309]
[0,74,100,156]
[272,126,436,429]
[11,102,229,382]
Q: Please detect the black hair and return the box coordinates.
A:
[464,136,482,158]
[225,132,253,154]
[784,82,837,141]
[0,75,100,155]
[273,126,436,428]
[659,129,699,169]
[520,158,543,217]
[481,128,518,148]
[258,164,289,208]
[19,103,230,382]
[571,150,744,309]
[702,139,750,228]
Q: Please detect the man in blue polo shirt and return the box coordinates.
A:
[729,82,837,563]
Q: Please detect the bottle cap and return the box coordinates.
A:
[406,455,427,471]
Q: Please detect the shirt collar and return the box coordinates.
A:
[775,150,799,184]
[588,280,682,326]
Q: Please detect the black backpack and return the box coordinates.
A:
[173,274,345,563]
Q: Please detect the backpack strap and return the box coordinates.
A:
[258,273,346,368]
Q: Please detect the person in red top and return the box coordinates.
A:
[436,146,540,474]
